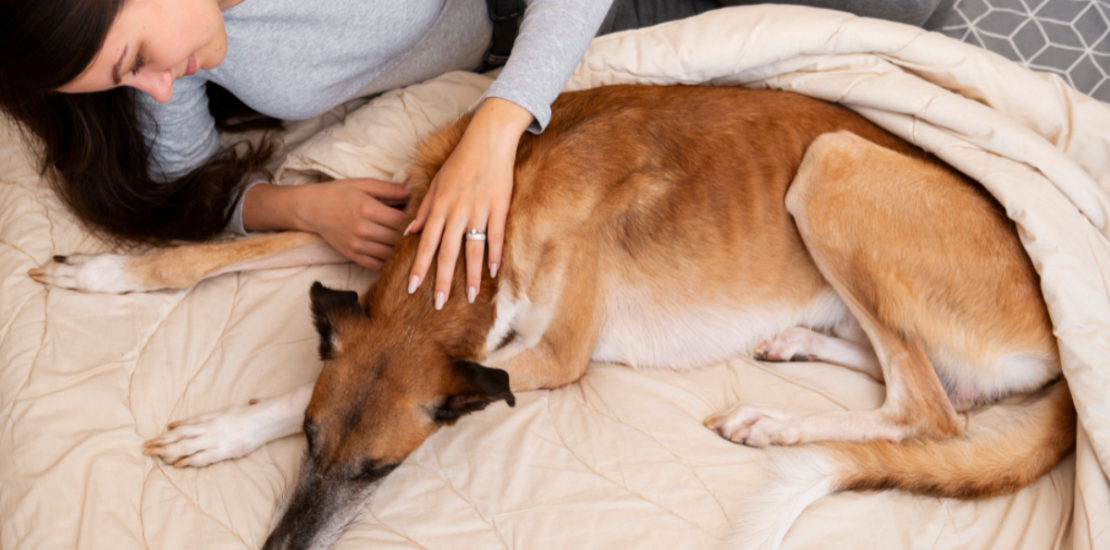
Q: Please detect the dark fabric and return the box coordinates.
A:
[600,0,950,34]
[480,0,526,71]
[601,0,722,33]
[719,0,943,26]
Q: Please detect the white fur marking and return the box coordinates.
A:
[721,449,837,550]
[34,254,145,294]
[485,288,526,355]
[929,347,1059,404]
[593,288,848,370]
[484,286,556,368]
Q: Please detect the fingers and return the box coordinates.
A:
[358,197,408,232]
[351,254,385,272]
[406,184,434,237]
[351,178,412,202]
[351,218,402,247]
[487,200,508,279]
[410,205,487,310]
[433,211,468,310]
[338,232,391,271]
[464,215,489,304]
[409,209,445,299]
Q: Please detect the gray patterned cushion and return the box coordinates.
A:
[933,0,1110,101]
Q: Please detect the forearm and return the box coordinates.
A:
[484,0,615,132]
[241,183,312,232]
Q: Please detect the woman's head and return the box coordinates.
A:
[1,0,228,104]
[57,0,229,103]
[0,0,273,246]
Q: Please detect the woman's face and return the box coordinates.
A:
[58,0,231,103]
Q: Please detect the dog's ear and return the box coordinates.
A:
[310,281,363,360]
[434,361,516,425]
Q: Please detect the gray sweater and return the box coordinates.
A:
[139,0,615,233]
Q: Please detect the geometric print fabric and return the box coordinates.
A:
[936,0,1110,101]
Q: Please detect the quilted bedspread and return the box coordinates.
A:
[3,6,1108,550]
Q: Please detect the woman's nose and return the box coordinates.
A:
[134,70,174,103]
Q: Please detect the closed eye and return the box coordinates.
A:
[352,460,399,482]
[130,53,145,76]
[303,418,319,456]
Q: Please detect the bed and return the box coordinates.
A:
[2,6,1108,550]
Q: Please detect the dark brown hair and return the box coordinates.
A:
[0,0,280,246]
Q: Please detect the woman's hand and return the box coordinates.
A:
[242,178,412,270]
[405,97,534,310]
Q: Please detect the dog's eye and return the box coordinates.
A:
[351,460,399,483]
[303,418,319,455]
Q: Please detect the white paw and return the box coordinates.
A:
[704,403,800,448]
[743,417,803,448]
[28,254,142,294]
[754,327,820,362]
[143,404,270,468]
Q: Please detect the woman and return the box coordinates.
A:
[0,0,942,309]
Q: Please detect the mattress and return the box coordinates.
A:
[3,6,1109,550]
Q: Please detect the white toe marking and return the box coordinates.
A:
[34,254,143,294]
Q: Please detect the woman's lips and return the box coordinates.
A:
[185,54,197,76]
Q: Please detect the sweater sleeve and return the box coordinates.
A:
[138,76,261,235]
[138,76,221,180]
[484,0,615,133]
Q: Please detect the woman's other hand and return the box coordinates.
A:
[242,178,411,270]
[404,97,533,310]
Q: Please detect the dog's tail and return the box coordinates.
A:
[724,377,1076,550]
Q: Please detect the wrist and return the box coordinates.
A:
[472,97,533,148]
[242,183,314,233]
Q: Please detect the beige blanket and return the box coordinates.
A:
[2,6,1106,549]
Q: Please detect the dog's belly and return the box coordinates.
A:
[591,288,849,370]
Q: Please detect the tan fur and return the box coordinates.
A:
[833,378,1074,498]
[786,131,1071,498]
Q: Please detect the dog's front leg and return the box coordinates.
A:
[143,383,314,468]
[754,326,883,382]
[30,231,345,293]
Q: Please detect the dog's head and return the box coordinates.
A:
[262,281,513,550]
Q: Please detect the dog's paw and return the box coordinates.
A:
[143,404,270,468]
[753,327,820,362]
[742,417,803,448]
[29,254,143,294]
[704,404,801,448]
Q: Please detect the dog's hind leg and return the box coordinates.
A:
[710,131,992,449]
[30,231,346,293]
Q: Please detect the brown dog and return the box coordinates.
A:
[32,84,1075,550]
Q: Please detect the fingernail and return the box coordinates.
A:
[408,275,420,294]
[467,286,477,304]
[490,263,499,278]
[435,291,446,311]
[402,221,414,237]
